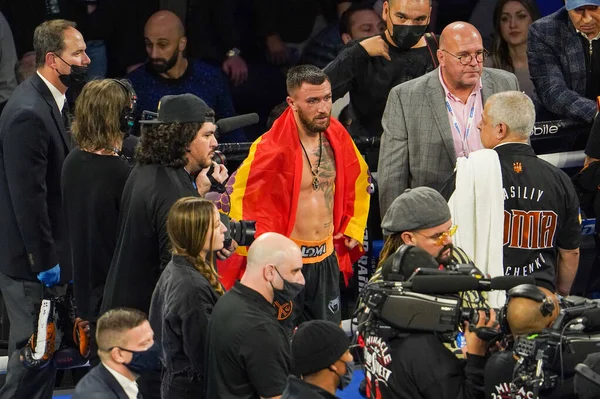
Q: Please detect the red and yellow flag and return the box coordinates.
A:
[215,107,371,289]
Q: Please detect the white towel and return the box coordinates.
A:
[449,149,505,306]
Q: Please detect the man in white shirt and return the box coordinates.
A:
[73,308,160,399]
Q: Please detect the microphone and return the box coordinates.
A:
[409,275,536,294]
[410,276,481,293]
[489,276,535,290]
[216,113,259,134]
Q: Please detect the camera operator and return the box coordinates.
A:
[484,285,569,399]
[370,186,488,327]
[362,245,498,399]
[100,94,229,399]
[101,93,229,314]
[374,186,475,276]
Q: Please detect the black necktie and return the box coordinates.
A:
[61,99,71,131]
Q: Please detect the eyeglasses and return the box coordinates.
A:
[441,49,488,66]
[414,225,458,246]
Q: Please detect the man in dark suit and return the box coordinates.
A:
[528,0,600,122]
[73,308,158,399]
[0,19,90,398]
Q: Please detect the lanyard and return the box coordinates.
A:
[445,96,476,155]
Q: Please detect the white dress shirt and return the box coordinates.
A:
[103,362,140,399]
[36,71,66,113]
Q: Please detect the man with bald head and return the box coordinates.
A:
[485,285,564,399]
[378,21,519,218]
[126,10,242,140]
[205,233,305,399]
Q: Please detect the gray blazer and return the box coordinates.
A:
[378,67,519,218]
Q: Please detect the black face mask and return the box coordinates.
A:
[119,342,162,374]
[149,47,179,74]
[53,53,89,88]
[271,267,304,304]
[389,20,428,50]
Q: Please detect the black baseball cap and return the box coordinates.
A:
[139,93,215,125]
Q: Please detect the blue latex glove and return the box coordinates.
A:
[37,264,61,287]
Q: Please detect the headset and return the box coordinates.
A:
[381,244,440,282]
[499,284,556,335]
[111,79,137,135]
[382,244,412,281]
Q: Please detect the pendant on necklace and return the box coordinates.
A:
[312,176,320,190]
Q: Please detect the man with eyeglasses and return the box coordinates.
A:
[378,21,519,219]
[360,188,497,399]
[370,186,481,292]
[370,187,487,350]
[357,187,491,397]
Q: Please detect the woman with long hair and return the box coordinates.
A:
[487,0,540,97]
[149,197,227,398]
[61,79,134,365]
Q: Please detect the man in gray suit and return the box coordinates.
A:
[378,21,519,217]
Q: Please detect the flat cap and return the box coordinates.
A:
[381,187,451,235]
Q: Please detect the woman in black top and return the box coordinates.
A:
[149,197,227,399]
[61,79,133,363]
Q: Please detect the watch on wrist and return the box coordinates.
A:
[226,48,241,58]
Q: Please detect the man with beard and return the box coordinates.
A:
[372,187,468,272]
[126,11,242,141]
[359,186,490,397]
[369,187,488,352]
[215,65,371,333]
[100,93,229,399]
[360,243,497,399]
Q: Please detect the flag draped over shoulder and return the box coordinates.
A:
[214,107,371,289]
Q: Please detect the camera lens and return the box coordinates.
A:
[230,220,256,247]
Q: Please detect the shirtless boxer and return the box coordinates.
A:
[218,64,371,330]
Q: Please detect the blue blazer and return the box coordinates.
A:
[527,7,597,122]
[72,363,130,399]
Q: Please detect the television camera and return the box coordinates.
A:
[355,245,534,344]
[510,296,600,397]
